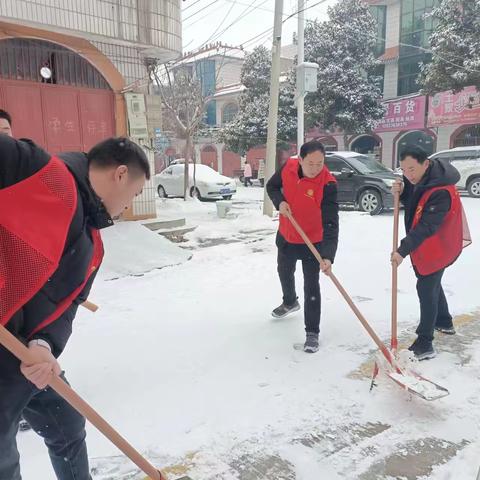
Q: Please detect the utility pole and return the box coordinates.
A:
[297,0,305,154]
[263,0,284,217]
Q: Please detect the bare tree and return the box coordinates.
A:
[147,46,235,200]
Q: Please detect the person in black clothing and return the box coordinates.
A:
[391,145,466,360]
[0,135,149,480]
[266,141,339,353]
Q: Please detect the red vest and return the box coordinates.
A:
[279,158,336,244]
[0,156,104,333]
[410,185,471,275]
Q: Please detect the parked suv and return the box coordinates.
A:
[429,146,480,198]
[324,152,396,215]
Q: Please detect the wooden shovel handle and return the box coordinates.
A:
[81,300,99,312]
[0,324,165,480]
[391,190,400,351]
[285,211,394,365]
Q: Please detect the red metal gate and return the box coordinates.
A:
[0,79,114,153]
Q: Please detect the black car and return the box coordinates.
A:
[324,152,396,215]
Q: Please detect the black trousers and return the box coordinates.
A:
[277,243,321,334]
[0,349,91,480]
[415,268,453,342]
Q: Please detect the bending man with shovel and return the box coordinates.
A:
[266,140,339,353]
[0,135,149,480]
[391,146,471,361]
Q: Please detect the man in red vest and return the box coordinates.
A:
[0,135,149,480]
[391,145,470,360]
[267,141,339,353]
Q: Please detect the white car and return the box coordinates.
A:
[155,164,237,200]
[430,146,480,198]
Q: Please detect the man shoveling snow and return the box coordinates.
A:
[266,140,339,353]
[391,145,471,361]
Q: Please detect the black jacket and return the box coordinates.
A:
[398,158,461,258]
[266,164,339,262]
[0,135,112,365]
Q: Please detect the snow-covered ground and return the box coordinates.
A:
[19,185,480,480]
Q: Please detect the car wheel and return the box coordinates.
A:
[467,177,480,198]
[190,186,203,201]
[358,189,383,215]
[222,195,232,200]
[157,185,167,198]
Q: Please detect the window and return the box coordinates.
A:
[400,0,439,55]
[398,54,430,95]
[325,157,350,173]
[205,101,217,126]
[453,151,477,161]
[370,64,385,94]
[398,0,439,95]
[222,103,238,124]
[196,59,216,96]
[0,38,110,89]
[370,6,387,56]
[453,125,480,147]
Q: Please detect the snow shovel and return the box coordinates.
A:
[0,323,192,480]
[285,210,449,401]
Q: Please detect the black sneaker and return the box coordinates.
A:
[304,332,319,353]
[271,300,300,318]
[435,325,456,335]
[408,337,436,361]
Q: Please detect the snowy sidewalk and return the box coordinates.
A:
[19,192,480,480]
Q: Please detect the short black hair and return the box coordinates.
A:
[0,109,12,126]
[300,140,325,159]
[400,145,428,164]
[87,137,150,180]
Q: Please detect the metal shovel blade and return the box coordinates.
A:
[387,370,450,401]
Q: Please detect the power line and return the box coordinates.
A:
[239,0,331,50]
[183,0,219,22]
[201,0,239,46]
[192,0,272,50]
[182,0,204,11]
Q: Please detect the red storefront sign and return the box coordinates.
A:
[427,86,480,127]
[374,96,426,132]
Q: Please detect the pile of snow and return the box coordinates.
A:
[99,222,191,280]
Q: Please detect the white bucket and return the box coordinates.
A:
[216,200,232,218]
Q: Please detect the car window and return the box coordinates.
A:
[162,167,173,175]
[325,157,350,173]
[172,165,185,175]
[453,151,477,161]
[346,155,392,174]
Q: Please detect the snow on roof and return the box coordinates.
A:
[177,43,245,65]
[213,83,246,98]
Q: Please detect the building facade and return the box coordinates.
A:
[0,0,182,218]
[161,42,297,178]
[308,0,480,168]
